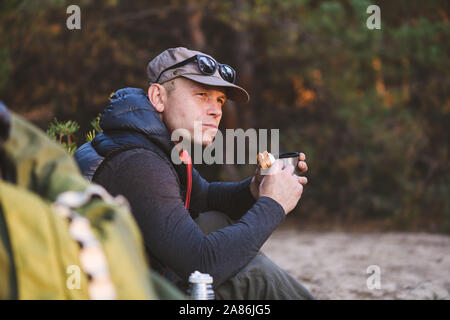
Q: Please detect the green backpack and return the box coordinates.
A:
[0,111,185,300]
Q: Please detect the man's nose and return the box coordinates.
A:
[206,102,222,118]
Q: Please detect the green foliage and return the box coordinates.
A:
[86,114,102,142]
[46,118,79,155]
[90,114,102,134]
[47,114,102,150]
[85,130,96,142]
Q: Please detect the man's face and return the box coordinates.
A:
[160,77,226,146]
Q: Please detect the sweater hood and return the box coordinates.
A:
[74,87,181,181]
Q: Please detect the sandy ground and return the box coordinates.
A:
[262,229,450,300]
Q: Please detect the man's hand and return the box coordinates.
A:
[250,152,308,200]
[257,159,304,214]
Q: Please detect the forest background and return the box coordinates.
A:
[1,0,448,233]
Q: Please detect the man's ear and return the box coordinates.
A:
[148,84,165,113]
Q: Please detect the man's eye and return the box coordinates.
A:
[197,92,207,97]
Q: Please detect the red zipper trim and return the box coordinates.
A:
[179,149,192,210]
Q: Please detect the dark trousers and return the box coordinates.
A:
[195,211,314,300]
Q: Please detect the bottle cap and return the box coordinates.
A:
[189,271,213,284]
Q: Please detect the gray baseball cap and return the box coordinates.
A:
[147,47,249,103]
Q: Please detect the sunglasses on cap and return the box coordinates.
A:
[155,54,237,84]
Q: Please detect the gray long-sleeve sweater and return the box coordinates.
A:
[94,148,285,288]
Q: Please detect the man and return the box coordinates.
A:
[75,47,313,299]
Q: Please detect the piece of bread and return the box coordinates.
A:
[257,151,275,169]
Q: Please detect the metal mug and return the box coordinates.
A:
[258,151,301,175]
[277,152,301,175]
